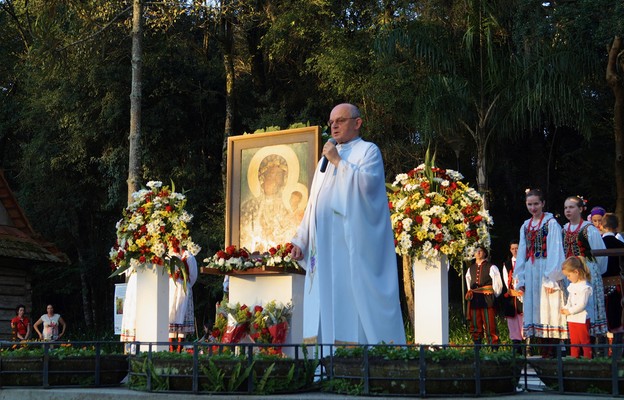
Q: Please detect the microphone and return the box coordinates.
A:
[320,138,337,173]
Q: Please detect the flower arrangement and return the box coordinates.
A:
[204,243,302,273]
[387,150,493,271]
[108,181,201,281]
[209,301,293,350]
[250,305,271,344]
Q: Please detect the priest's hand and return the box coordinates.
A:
[323,140,341,167]
[290,244,304,261]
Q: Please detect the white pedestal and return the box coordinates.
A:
[229,273,304,356]
[413,256,449,345]
[135,264,170,352]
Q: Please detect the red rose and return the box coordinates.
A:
[240,304,248,310]
[269,247,277,255]
[225,245,237,255]
[211,329,221,338]
[165,205,173,212]
[425,197,431,205]
[473,215,483,223]
[435,233,444,242]
[139,255,146,263]
[388,201,393,210]
[415,216,423,224]
[254,305,263,313]
[446,198,453,205]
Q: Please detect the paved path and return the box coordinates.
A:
[0,388,617,400]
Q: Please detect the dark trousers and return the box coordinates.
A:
[469,306,499,344]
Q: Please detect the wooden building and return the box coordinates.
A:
[0,171,66,340]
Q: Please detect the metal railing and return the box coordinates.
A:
[0,340,622,396]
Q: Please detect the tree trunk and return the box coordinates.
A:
[606,36,624,227]
[127,0,143,204]
[475,135,489,209]
[220,3,235,196]
[402,255,415,329]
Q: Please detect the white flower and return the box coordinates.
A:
[151,242,166,257]
[146,181,163,189]
[187,242,202,256]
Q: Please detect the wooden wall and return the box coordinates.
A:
[0,265,32,341]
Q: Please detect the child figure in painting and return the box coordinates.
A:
[561,256,594,359]
[465,246,503,347]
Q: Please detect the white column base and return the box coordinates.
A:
[229,273,304,357]
[135,264,170,352]
[413,256,449,345]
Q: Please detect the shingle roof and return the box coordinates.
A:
[0,171,67,264]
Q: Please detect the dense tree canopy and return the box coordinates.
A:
[1,0,623,336]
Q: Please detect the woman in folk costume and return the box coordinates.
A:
[501,240,525,353]
[562,196,608,340]
[514,188,568,358]
[169,249,198,352]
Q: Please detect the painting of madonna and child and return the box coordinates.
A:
[225,127,321,253]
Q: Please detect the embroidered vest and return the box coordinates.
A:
[469,261,495,308]
[524,218,551,261]
[563,223,595,262]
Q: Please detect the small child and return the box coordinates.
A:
[560,256,594,359]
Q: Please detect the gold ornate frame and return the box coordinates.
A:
[226,126,321,251]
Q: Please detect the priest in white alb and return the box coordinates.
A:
[290,103,406,345]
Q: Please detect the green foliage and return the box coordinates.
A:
[0,342,123,358]
[332,344,516,363]
[129,357,170,391]
[322,378,364,396]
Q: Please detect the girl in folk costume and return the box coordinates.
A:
[514,188,568,358]
[168,249,198,352]
[560,256,594,359]
[465,246,503,346]
[562,196,608,340]
[501,240,524,352]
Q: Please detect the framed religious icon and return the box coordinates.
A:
[226,126,322,253]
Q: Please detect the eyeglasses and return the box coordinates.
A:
[327,117,358,126]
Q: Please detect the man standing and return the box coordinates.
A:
[465,246,503,346]
[290,103,405,345]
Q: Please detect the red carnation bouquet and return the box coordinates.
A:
[219,302,252,343]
